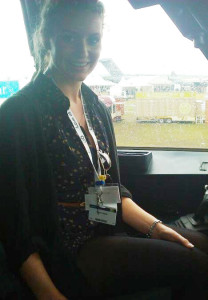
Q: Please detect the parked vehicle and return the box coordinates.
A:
[99,95,124,122]
[136,94,206,123]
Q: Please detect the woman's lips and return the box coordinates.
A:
[70,61,89,67]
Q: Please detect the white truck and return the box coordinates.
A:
[136,97,205,124]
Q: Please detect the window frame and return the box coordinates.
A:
[17,0,208,166]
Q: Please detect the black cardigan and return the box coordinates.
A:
[0,73,132,274]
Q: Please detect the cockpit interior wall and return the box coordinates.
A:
[128,0,208,60]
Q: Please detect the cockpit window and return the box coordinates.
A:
[87,0,208,149]
[1,0,208,149]
[0,0,34,105]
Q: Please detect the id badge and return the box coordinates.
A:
[85,185,120,226]
[88,201,117,226]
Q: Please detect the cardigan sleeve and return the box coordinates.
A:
[0,96,39,271]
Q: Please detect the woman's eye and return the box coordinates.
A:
[61,33,76,43]
[88,35,101,46]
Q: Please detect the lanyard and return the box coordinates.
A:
[67,92,101,180]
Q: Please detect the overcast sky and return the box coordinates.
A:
[0,0,34,80]
[0,0,208,81]
[100,0,208,76]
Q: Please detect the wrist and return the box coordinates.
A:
[146,219,162,238]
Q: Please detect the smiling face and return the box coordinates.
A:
[48,9,103,84]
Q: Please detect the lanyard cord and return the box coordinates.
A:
[67,92,101,181]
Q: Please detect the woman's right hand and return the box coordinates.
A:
[20,253,69,300]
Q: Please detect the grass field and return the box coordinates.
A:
[113,100,208,149]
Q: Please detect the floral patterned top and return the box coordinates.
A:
[39,75,110,255]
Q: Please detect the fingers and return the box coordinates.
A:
[171,231,194,249]
[178,235,194,249]
[160,226,195,249]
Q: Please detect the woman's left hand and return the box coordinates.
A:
[121,197,194,249]
[151,222,194,249]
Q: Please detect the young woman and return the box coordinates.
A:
[0,1,208,299]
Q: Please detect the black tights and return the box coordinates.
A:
[77,226,208,299]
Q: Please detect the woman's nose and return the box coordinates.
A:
[76,39,88,58]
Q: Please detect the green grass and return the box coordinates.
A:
[113,100,208,149]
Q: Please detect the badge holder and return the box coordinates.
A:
[85,175,120,226]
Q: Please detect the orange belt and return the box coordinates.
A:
[58,202,85,208]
